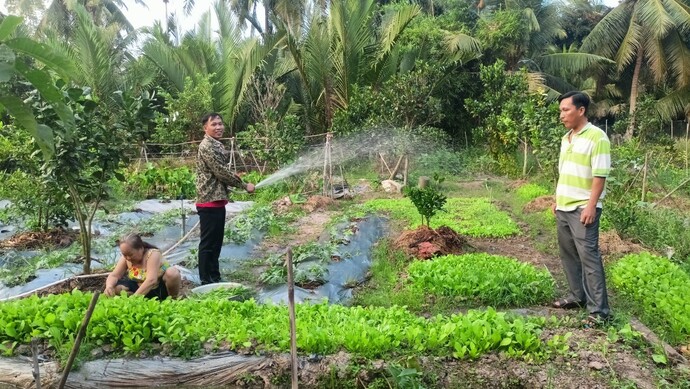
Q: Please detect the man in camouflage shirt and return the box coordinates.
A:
[196,112,255,285]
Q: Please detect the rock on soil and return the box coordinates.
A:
[394,225,467,259]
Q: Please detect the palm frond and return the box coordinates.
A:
[637,0,674,38]
[443,32,482,64]
[613,16,642,72]
[142,39,187,91]
[538,52,614,76]
[664,29,690,88]
[656,86,690,121]
[581,1,634,58]
[643,34,667,84]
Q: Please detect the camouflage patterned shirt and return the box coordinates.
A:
[195,134,245,203]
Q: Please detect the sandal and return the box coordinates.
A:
[551,298,585,310]
[582,313,610,328]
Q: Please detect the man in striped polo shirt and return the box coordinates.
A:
[551,91,611,326]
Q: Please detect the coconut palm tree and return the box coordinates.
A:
[582,0,690,139]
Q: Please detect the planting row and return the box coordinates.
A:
[407,254,555,307]
[0,290,570,361]
[609,252,690,345]
[364,197,519,237]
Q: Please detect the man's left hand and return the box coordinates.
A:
[580,205,597,226]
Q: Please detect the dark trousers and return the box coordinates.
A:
[556,208,610,316]
[197,206,226,285]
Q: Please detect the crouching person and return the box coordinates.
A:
[104,233,180,299]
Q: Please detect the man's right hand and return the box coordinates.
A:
[552,203,557,216]
[246,183,255,193]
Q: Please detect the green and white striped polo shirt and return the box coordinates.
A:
[556,123,611,211]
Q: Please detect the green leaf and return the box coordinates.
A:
[5,322,17,337]
[0,16,22,41]
[0,95,55,157]
[0,44,16,82]
[652,353,667,365]
[14,61,62,102]
[5,37,77,81]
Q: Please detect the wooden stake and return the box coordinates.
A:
[31,338,41,389]
[229,137,236,172]
[286,248,298,389]
[58,292,100,389]
[379,153,392,175]
[403,155,408,186]
[388,154,404,181]
[641,152,650,202]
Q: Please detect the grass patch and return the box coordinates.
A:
[364,197,519,238]
[352,241,424,312]
[609,252,690,345]
[515,183,550,202]
[407,254,556,308]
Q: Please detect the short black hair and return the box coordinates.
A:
[558,91,590,115]
[201,112,223,125]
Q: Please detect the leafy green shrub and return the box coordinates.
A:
[365,198,519,237]
[610,252,690,345]
[125,163,196,199]
[0,290,565,361]
[332,64,445,134]
[236,113,305,169]
[151,75,214,149]
[406,186,447,226]
[407,254,555,307]
[515,184,550,202]
[0,124,73,230]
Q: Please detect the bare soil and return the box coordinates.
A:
[0,228,77,250]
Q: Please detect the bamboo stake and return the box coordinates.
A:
[686,121,689,174]
[655,177,690,205]
[31,338,41,389]
[641,152,650,202]
[685,122,690,176]
[286,248,298,389]
[58,292,100,389]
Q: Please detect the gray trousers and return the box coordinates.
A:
[556,208,610,316]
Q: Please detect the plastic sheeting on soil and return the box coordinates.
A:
[0,352,269,388]
[259,216,387,304]
[0,200,254,299]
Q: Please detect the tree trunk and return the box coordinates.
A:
[625,45,644,141]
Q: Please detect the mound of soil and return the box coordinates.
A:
[600,230,643,257]
[394,225,467,259]
[303,195,334,212]
[0,228,77,250]
[523,195,555,213]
